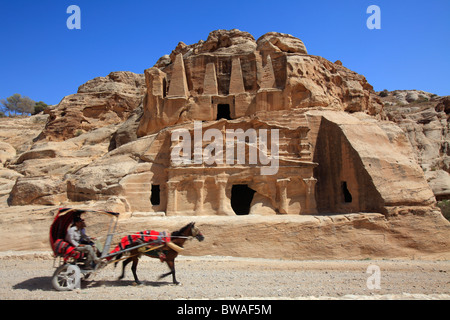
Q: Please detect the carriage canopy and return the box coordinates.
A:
[49,208,120,256]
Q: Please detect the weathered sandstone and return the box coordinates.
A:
[137,29,383,136]
[0,205,448,260]
[1,29,448,261]
[0,142,16,166]
[7,126,118,205]
[3,30,442,217]
[381,91,450,200]
[39,71,145,141]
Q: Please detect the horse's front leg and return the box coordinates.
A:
[131,257,142,285]
[158,260,179,285]
[168,260,179,285]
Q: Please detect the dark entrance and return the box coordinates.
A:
[231,184,256,215]
[216,104,231,120]
[341,181,352,203]
[151,184,160,205]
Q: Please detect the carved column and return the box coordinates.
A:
[299,142,312,161]
[303,177,318,214]
[193,179,205,215]
[215,173,230,215]
[166,180,178,215]
[277,178,291,214]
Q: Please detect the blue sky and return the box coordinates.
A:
[0,0,449,105]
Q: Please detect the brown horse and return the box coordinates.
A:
[114,222,204,285]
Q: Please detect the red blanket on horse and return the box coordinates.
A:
[109,230,170,257]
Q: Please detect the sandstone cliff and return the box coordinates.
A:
[39,71,145,141]
[137,30,383,136]
[0,29,448,259]
[380,90,449,200]
[1,30,446,211]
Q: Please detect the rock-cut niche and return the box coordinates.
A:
[217,104,232,120]
[231,184,256,215]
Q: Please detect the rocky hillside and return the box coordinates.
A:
[378,90,449,200]
[39,71,145,142]
[0,30,448,209]
[0,71,145,209]
[138,29,383,136]
[0,29,449,260]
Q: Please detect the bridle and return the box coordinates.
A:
[191,225,200,237]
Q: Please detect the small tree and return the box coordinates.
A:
[17,96,35,114]
[1,93,21,116]
[0,94,36,116]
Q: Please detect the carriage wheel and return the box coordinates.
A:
[52,264,81,291]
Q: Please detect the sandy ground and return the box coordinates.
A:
[0,251,449,300]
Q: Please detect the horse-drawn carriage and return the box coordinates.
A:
[49,208,204,291]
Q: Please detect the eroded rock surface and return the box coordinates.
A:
[0,30,448,260]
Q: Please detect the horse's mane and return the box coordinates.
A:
[171,222,193,237]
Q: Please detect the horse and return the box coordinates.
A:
[113,222,204,285]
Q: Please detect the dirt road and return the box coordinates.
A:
[0,251,449,300]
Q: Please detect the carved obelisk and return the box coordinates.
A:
[229,57,245,94]
[168,53,189,98]
[203,62,218,95]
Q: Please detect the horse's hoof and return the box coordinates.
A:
[133,281,143,286]
[173,282,181,286]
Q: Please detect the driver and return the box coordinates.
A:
[66,216,100,269]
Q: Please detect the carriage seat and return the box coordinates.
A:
[53,239,85,262]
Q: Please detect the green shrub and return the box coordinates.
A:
[379,90,389,97]
[33,101,48,115]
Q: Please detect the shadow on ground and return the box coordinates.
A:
[13,276,175,292]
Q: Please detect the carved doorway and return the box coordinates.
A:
[231,184,255,215]
[151,184,160,205]
[216,104,231,120]
[341,181,352,203]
